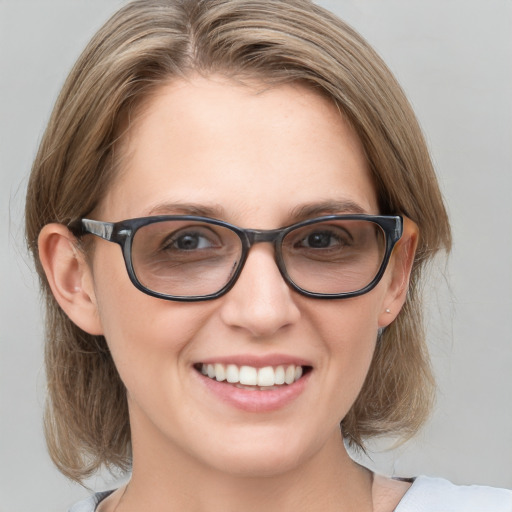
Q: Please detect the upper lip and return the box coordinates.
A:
[196,354,313,368]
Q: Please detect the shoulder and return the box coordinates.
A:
[396,476,512,512]
[68,491,114,512]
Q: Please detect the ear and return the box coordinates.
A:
[378,216,419,328]
[38,223,104,335]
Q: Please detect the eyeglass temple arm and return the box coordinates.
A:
[79,219,116,241]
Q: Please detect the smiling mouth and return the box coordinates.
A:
[194,363,311,390]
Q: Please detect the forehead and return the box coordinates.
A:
[100,76,377,225]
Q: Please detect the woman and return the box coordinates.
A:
[25,0,511,510]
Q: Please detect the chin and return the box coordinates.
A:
[194,424,323,478]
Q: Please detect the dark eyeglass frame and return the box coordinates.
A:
[70,214,403,302]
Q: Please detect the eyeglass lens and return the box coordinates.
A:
[282,219,385,295]
[130,218,387,298]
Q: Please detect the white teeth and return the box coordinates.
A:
[199,363,305,387]
[275,366,285,385]
[257,366,275,387]
[214,363,226,382]
[226,364,239,383]
[285,365,296,385]
[239,366,258,385]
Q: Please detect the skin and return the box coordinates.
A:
[39,76,417,511]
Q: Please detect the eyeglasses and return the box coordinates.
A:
[72,214,403,301]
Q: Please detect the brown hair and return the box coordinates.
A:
[25,0,451,483]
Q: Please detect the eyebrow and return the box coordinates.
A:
[146,202,226,218]
[145,199,369,223]
[290,200,369,220]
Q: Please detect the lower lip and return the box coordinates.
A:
[196,370,311,412]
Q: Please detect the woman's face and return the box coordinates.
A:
[83,76,404,477]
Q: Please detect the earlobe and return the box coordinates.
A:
[378,216,419,328]
[38,223,104,335]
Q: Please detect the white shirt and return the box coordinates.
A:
[69,476,512,511]
[395,476,512,511]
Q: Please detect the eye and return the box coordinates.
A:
[168,232,214,250]
[295,227,351,250]
[163,228,220,251]
[299,230,342,249]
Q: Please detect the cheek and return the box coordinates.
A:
[89,246,213,379]
[304,293,383,415]
[333,312,377,393]
[311,290,382,355]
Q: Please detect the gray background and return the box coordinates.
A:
[1,1,511,510]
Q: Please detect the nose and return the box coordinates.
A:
[219,245,301,338]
